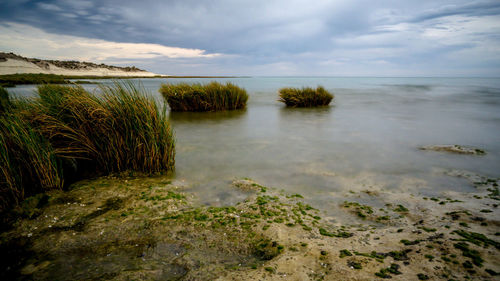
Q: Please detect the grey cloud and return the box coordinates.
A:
[411,1,500,22]
[0,0,499,76]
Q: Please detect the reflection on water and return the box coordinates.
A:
[6,77,500,212]
[169,109,247,124]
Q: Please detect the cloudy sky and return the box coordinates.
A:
[1,0,499,76]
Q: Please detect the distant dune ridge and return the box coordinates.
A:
[0,52,157,77]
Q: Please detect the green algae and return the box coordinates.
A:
[343,201,374,218]
[485,268,499,276]
[387,249,411,261]
[347,261,362,269]
[417,273,430,280]
[393,204,408,212]
[254,240,284,260]
[353,251,386,262]
[375,264,401,278]
[424,254,434,261]
[454,242,484,267]
[420,226,437,232]
[400,239,421,246]
[319,228,353,238]
[387,264,402,274]
[339,249,353,258]
[264,267,275,273]
[452,230,500,249]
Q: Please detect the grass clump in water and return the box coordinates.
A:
[159,81,248,112]
[278,86,333,107]
[0,83,175,212]
[1,113,62,210]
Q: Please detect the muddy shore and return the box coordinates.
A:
[0,168,498,280]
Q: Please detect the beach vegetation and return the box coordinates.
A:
[0,73,171,88]
[0,82,175,212]
[0,86,11,113]
[0,73,68,87]
[0,113,62,210]
[159,81,248,111]
[278,86,333,107]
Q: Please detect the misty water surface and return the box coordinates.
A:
[8,77,500,214]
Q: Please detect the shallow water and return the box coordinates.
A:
[8,77,500,211]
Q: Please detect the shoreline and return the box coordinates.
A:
[0,73,248,88]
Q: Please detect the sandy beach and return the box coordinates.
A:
[0,56,157,77]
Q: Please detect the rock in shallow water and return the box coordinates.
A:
[419,145,486,155]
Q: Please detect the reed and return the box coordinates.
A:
[0,86,9,113]
[278,86,334,107]
[0,82,175,212]
[159,81,248,111]
[0,113,62,211]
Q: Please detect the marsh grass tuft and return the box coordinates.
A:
[278,86,333,107]
[159,81,248,112]
[0,113,62,209]
[0,86,10,113]
[0,82,175,212]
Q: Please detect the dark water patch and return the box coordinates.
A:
[169,109,247,124]
[472,86,500,97]
[278,105,333,117]
[383,84,433,92]
[0,236,37,280]
[41,197,125,234]
[34,238,187,281]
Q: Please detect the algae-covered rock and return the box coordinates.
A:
[232,179,265,192]
[419,145,486,155]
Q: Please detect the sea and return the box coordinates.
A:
[7,77,500,212]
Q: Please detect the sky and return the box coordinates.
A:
[0,0,500,76]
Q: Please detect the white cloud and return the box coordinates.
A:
[0,22,221,62]
[36,3,63,12]
[421,15,500,44]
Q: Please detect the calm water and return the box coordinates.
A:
[8,77,500,211]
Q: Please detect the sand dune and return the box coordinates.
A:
[0,53,158,77]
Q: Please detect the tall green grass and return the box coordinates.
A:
[0,86,9,113]
[0,114,62,210]
[0,83,175,212]
[278,86,334,107]
[159,81,248,111]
